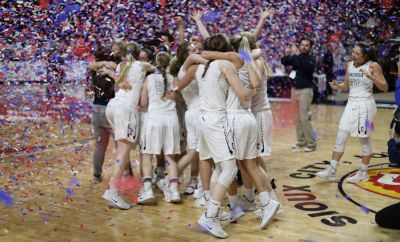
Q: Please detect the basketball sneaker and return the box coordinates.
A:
[226,205,245,223]
[138,188,155,204]
[346,168,368,183]
[316,164,337,181]
[195,194,210,208]
[170,187,181,203]
[260,199,280,229]
[198,212,228,239]
[184,178,197,195]
[193,187,204,199]
[102,189,130,210]
[238,195,257,211]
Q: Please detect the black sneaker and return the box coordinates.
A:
[292,143,306,149]
[93,175,103,184]
[304,146,316,152]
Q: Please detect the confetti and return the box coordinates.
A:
[239,50,253,63]
[0,189,13,207]
[65,188,74,197]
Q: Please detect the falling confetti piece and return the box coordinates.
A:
[312,131,318,139]
[0,189,13,207]
[70,178,80,186]
[65,188,74,197]
[239,50,253,63]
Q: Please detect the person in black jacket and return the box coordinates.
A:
[88,45,118,183]
[281,37,317,152]
[388,117,400,167]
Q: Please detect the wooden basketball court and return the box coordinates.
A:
[1,103,399,242]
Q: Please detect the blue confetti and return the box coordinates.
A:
[70,178,80,186]
[239,50,253,62]
[66,188,74,197]
[0,189,13,207]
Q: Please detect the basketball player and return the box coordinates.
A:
[195,34,265,238]
[102,42,155,209]
[317,42,388,183]
[139,52,181,204]
[201,35,280,228]
[169,42,207,195]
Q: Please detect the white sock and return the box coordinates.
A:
[330,160,338,168]
[197,177,203,189]
[204,190,211,201]
[360,164,368,171]
[207,199,221,217]
[259,191,270,207]
[144,181,152,191]
[244,188,255,201]
[228,194,238,209]
[268,190,278,202]
[109,177,119,193]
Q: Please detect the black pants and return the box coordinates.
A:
[375,203,400,230]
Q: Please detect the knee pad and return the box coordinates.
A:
[359,137,372,156]
[334,129,350,153]
[210,164,221,184]
[217,159,238,187]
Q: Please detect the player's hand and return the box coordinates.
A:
[360,68,373,80]
[191,10,203,22]
[165,91,177,100]
[329,80,339,90]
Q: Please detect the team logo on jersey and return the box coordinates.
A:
[355,168,400,199]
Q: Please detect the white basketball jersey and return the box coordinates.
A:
[178,67,201,110]
[113,61,147,106]
[226,63,252,110]
[348,61,373,99]
[146,72,176,112]
[197,61,229,112]
[251,76,271,112]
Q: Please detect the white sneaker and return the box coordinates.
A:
[316,165,337,181]
[195,195,210,208]
[138,188,155,205]
[170,187,181,203]
[159,180,172,202]
[193,187,204,199]
[227,206,245,223]
[102,190,131,210]
[219,209,230,221]
[260,199,280,229]
[198,213,228,239]
[346,168,368,183]
[238,195,257,212]
[178,174,184,184]
[254,203,284,218]
[184,178,197,195]
[156,178,166,191]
